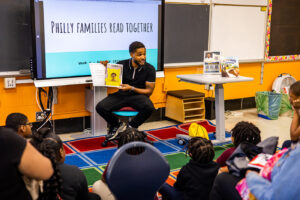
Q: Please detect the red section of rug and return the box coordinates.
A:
[68,137,117,152]
[146,127,188,140]
[63,144,75,155]
[67,135,157,152]
[178,120,216,133]
[67,120,215,152]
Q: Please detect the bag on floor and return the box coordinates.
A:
[255,91,282,120]
[188,123,209,140]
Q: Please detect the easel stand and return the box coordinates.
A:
[85,86,107,136]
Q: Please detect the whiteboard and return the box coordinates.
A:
[165,0,209,3]
[210,5,267,60]
[211,0,267,6]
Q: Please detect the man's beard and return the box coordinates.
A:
[133,59,145,66]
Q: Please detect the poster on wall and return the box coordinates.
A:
[265,0,300,61]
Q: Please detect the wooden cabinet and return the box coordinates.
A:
[165,90,205,123]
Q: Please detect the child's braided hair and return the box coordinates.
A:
[187,137,215,164]
[231,121,261,147]
[118,127,149,154]
[30,128,63,200]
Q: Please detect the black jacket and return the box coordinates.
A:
[174,160,219,200]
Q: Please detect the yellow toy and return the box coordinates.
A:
[188,123,209,139]
[176,123,209,145]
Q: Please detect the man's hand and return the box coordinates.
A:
[120,84,133,91]
[119,82,155,96]
[100,60,109,67]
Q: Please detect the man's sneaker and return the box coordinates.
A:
[108,124,119,136]
[108,122,126,140]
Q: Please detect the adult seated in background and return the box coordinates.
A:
[0,128,53,200]
[282,81,300,149]
[96,41,156,138]
[246,141,300,200]
[93,128,150,200]
[31,128,100,200]
[6,113,32,138]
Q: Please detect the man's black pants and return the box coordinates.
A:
[96,91,155,129]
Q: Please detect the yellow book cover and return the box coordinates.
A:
[105,63,123,87]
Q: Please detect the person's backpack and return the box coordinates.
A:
[188,123,209,140]
[272,73,296,94]
[226,136,279,178]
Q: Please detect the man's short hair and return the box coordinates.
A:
[6,113,28,132]
[129,41,145,53]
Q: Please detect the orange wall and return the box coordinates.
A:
[164,61,300,100]
[0,61,299,125]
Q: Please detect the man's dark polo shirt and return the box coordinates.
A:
[117,59,156,89]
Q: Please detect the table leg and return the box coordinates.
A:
[215,84,225,141]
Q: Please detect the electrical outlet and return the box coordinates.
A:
[205,84,214,91]
[36,111,46,122]
[4,77,16,88]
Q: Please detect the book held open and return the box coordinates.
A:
[247,153,272,170]
[105,63,123,87]
[89,63,123,88]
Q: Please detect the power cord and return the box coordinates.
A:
[36,87,54,131]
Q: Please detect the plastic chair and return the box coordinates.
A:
[106,141,170,200]
[102,107,139,147]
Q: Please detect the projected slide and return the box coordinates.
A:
[39,0,160,79]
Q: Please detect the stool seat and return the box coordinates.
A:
[112,107,139,117]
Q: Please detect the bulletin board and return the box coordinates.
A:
[265,0,300,61]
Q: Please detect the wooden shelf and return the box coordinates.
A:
[166,92,205,123]
[184,101,203,104]
[185,113,204,118]
[184,108,204,111]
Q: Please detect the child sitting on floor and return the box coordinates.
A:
[282,81,300,148]
[31,128,99,200]
[159,137,219,200]
[5,113,32,138]
[216,121,261,172]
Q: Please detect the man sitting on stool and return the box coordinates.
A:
[96,41,156,139]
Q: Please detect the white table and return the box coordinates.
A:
[176,74,254,143]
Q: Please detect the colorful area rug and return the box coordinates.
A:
[62,120,233,189]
